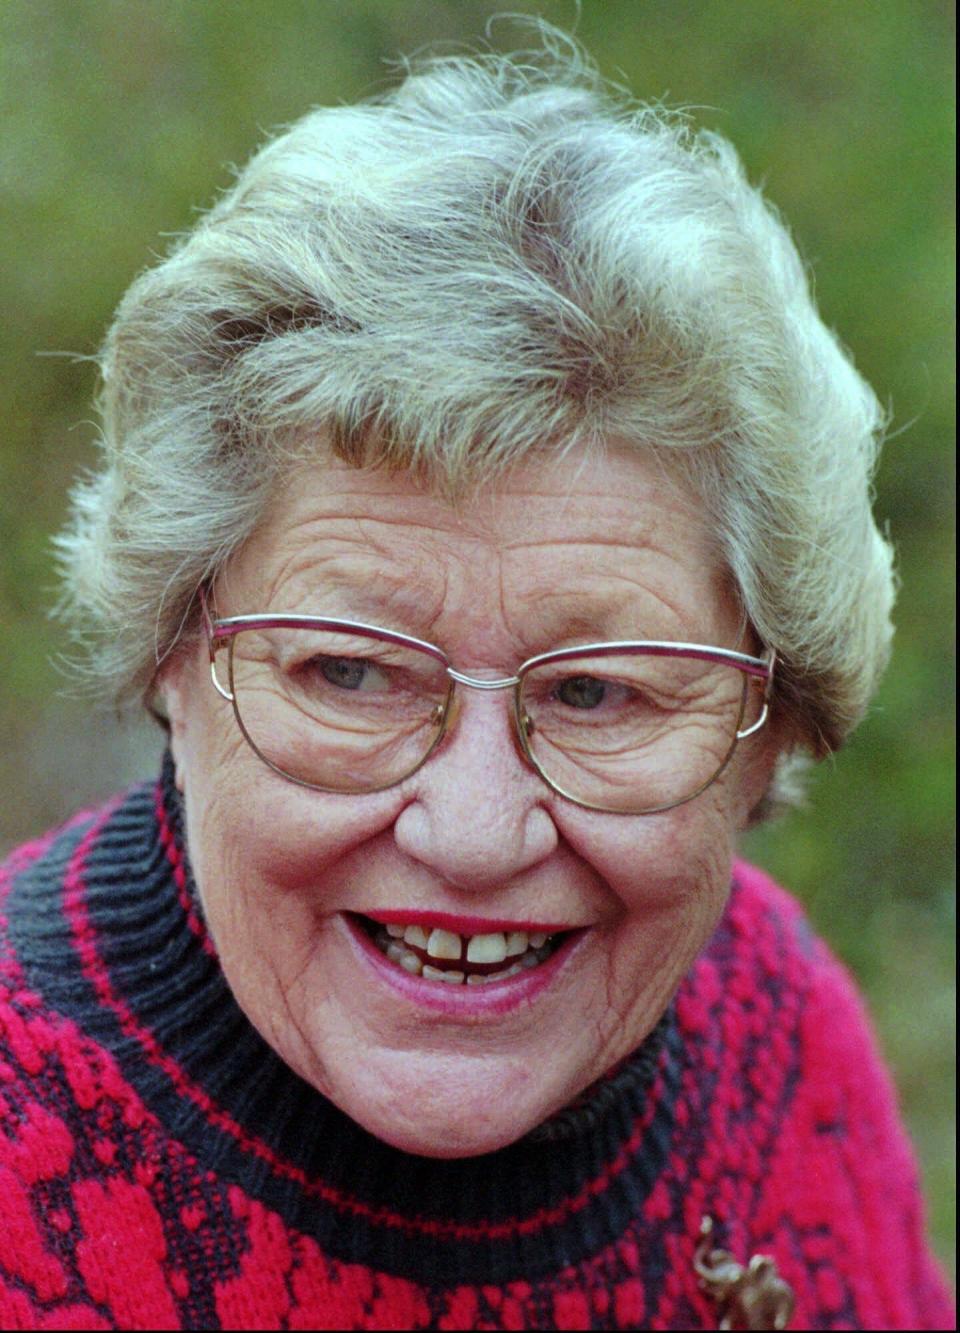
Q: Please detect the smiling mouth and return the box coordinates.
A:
[352,914,566,986]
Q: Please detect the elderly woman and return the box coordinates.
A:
[0,39,952,1333]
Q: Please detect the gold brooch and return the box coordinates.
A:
[693,1216,796,1331]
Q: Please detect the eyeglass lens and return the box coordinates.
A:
[517,650,747,812]
[228,627,450,792]
[225,626,750,810]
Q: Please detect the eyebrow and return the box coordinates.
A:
[266,571,448,639]
[514,582,694,648]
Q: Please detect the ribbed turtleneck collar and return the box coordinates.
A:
[6,755,682,1284]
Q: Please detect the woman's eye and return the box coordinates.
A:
[555,675,608,709]
[316,656,381,691]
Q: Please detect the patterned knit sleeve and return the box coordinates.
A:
[738,867,955,1331]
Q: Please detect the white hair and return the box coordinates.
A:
[55,30,895,812]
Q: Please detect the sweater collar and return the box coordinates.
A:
[16,753,682,1282]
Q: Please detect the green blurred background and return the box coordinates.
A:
[1,0,954,1278]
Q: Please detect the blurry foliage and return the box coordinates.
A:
[1,0,954,1277]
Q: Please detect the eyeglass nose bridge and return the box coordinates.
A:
[435,667,535,760]
[445,667,521,691]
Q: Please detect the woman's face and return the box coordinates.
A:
[164,444,779,1157]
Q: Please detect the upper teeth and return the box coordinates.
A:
[380,923,549,962]
[371,919,562,986]
[466,933,509,963]
[427,928,463,960]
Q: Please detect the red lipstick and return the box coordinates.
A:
[362,910,575,935]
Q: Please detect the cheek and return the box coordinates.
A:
[171,672,404,949]
[188,757,405,919]
[555,787,738,919]
[181,749,409,1070]
[554,795,738,1047]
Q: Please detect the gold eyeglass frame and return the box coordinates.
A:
[201,590,776,816]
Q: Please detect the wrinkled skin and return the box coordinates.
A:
[163,444,781,1158]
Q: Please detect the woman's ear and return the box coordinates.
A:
[155,647,199,795]
[738,707,801,829]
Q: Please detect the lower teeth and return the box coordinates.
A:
[372,927,554,984]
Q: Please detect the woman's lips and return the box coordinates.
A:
[340,912,589,1016]
[363,910,576,934]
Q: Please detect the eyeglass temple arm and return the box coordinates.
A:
[735,648,776,740]
[199,585,216,646]
[199,586,235,700]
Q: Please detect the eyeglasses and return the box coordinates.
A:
[202,595,775,815]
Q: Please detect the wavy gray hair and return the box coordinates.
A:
[55,33,894,811]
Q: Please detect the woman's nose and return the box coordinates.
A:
[392,686,558,892]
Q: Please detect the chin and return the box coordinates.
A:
[364,1114,529,1160]
[325,1051,567,1159]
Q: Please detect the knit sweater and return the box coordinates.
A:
[0,762,952,1331]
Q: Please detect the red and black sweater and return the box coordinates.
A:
[0,759,952,1330]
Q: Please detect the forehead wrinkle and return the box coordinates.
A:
[270,462,499,544]
[502,538,721,631]
[226,448,730,649]
[494,461,697,522]
[233,516,452,629]
[501,521,711,568]
[273,506,492,567]
[348,514,479,637]
[514,582,695,647]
